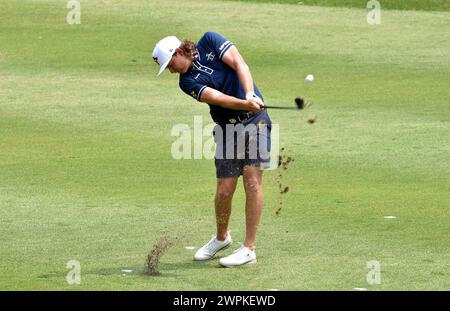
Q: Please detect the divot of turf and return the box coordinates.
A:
[144,236,172,276]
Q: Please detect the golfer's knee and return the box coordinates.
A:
[244,179,261,194]
[216,188,234,201]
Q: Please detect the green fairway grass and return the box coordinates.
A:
[222,0,450,12]
[0,0,449,290]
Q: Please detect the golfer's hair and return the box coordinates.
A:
[180,40,197,58]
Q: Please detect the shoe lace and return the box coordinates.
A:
[204,235,218,253]
[231,243,245,255]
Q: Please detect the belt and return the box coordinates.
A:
[227,111,258,125]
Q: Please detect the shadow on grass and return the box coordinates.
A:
[159,260,223,271]
[37,260,226,281]
[87,261,223,277]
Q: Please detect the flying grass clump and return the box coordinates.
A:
[276,148,295,216]
[144,236,172,276]
[307,115,317,124]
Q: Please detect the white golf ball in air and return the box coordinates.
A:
[305,74,314,83]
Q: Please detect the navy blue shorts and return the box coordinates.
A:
[214,110,272,178]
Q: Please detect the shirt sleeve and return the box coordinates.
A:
[179,77,208,102]
[202,32,234,60]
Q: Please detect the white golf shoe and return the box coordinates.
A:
[219,245,257,267]
[194,233,232,261]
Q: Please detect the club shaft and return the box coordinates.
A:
[264,106,298,110]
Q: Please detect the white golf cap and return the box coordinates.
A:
[152,36,181,76]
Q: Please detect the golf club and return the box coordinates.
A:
[264,97,307,110]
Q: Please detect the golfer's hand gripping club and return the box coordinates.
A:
[246,92,265,111]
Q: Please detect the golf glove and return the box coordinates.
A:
[246,92,264,108]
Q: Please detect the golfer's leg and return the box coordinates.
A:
[215,177,238,241]
[242,165,264,250]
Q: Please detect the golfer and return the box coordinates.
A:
[152,32,272,267]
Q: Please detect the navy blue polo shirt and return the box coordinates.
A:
[179,32,264,124]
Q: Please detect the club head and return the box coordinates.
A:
[295,97,305,109]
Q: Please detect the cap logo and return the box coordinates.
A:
[153,56,159,65]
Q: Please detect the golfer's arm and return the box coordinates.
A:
[222,45,255,95]
[199,87,249,110]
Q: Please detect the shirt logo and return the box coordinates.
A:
[206,52,215,61]
[190,90,197,98]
